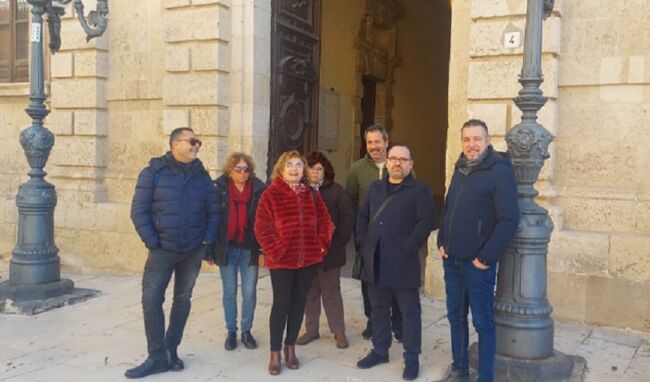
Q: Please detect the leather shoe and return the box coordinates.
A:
[402,361,419,381]
[168,348,184,371]
[334,332,349,349]
[241,331,258,349]
[224,331,237,351]
[295,331,319,346]
[356,351,389,369]
[394,331,404,343]
[446,369,470,381]
[283,344,299,369]
[125,358,169,379]
[268,351,281,375]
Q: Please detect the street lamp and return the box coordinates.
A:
[469,0,585,380]
[0,0,108,314]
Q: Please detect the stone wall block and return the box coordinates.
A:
[548,229,609,274]
[468,57,559,99]
[74,110,109,136]
[165,45,191,72]
[608,234,650,282]
[190,107,229,136]
[470,0,564,19]
[74,51,109,78]
[51,52,73,78]
[628,56,645,84]
[164,6,230,43]
[193,0,230,5]
[163,109,190,134]
[163,72,228,106]
[58,20,109,51]
[51,79,107,109]
[94,202,119,232]
[469,17,561,57]
[192,42,230,71]
[466,103,508,136]
[3,198,18,224]
[50,136,107,167]
[164,0,191,8]
[599,57,625,84]
[47,110,74,136]
[585,275,650,331]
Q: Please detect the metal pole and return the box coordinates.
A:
[494,0,555,359]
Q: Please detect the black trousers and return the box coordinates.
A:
[362,283,403,336]
[368,283,421,363]
[269,264,318,351]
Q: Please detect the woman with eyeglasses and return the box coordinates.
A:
[254,150,334,375]
[210,152,266,352]
[295,151,354,350]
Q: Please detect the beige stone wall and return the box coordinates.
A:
[428,0,650,331]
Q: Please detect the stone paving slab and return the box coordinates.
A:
[0,269,649,382]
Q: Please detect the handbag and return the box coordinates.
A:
[351,193,398,280]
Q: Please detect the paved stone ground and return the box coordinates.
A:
[0,267,649,382]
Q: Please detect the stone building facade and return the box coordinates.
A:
[0,0,648,331]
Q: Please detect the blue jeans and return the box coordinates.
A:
[142,247,203,361]
[219,246,258,332]
[443,258,497,382]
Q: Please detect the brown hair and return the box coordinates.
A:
[221,152,256,177]
[305,151,335,182]
[271,150,306,181]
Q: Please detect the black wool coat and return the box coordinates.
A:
[318,180,354,271]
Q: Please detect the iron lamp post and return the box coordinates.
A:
[0,0,108,314]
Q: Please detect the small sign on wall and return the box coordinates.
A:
[502,23,522,50]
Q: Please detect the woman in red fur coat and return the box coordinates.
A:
[254,150,334,375]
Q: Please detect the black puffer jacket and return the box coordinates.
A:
[211,174,266,266]
[319,180,354,270]
[131,152,221,253]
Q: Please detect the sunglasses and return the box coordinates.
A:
[233,166,250,173]
[176,138,202,147]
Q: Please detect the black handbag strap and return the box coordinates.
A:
[370,192,397,225]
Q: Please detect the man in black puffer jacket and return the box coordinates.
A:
[437,119,519,382]
[126,127,221,379]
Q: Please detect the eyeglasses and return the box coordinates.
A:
[285,162,304,169]
[176,138,202,147]
[233,166,250,173]
[387,156,411,164]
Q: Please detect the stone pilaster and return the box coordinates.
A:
[48,7,109,203]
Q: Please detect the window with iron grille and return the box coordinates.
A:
[0,0,29,83]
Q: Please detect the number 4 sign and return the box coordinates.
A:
[503,31,521,49]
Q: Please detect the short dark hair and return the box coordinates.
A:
[305,151,336,182]
[363,124,389,141]
[461,119,489,135]
[388,144,412,160]
[169,127,194,148]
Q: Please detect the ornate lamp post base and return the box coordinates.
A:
[0,279,100,315]
[468,344,586,382]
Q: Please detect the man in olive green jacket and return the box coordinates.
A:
[345,124,403,342]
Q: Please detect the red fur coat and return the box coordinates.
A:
[255,178,334,269]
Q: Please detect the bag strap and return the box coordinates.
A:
[370,192,397,225]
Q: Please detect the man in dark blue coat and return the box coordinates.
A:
[355,145,436,381]
[126,127,221,379]
[437,119,519,382]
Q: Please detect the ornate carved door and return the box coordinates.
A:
[268,0,321,176]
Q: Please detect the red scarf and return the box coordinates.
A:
[228,179,252,244]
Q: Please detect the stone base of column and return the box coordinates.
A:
[0,279,100,315]
[469,342,586,382]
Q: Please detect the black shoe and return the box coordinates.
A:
[356,351,389,369]
[125,358,169,379]
[361,322,373,340]
[168,348,184,372]
[402,361,419,380]
[394,331,403,343]
[225,331,237,351]
[446,369,470,382]
[241,331,258,349]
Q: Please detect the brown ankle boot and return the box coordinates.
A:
[283,345,299,369]
[334,332,349,349]
[268,351,281,375]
